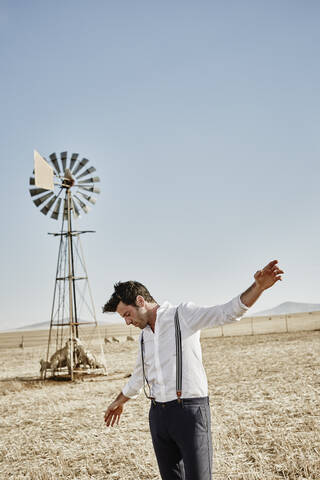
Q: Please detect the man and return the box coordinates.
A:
[103,260,284,480]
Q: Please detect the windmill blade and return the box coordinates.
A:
[77,191,96,205]
[69,153,79,172]
[30,187,50,197]
[77,176,100,185]
[49,153,61,174]
[72,198,80,218]
[72,158,89,176]
[73,195,89,213]
[78,185,100,194]
[29,177,35,186]
[41,195,58,216]
[60,152,67,172]
[51,197,62,220]
[33,191,54,207]
[76,166,96,179]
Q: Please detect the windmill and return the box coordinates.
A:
[29,150,102,380]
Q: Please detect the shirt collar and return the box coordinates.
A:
[142,301,171,334]
[157,301,171,313]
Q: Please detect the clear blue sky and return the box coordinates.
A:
[1,1,320,330]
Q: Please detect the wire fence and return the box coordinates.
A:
[1,311,319,349]
[201,310,320,338]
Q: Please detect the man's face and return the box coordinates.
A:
[116,300,148,329]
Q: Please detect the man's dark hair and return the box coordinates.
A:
[103,281,156,313]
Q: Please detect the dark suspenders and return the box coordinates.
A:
[141,306,182,401]
[174,308,182,400]
[140,332,154,400]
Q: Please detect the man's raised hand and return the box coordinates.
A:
[240,260,284,308]
[254,260,284,291]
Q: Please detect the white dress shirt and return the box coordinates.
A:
[122,295,248,402]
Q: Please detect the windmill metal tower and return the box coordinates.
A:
[29,150,101,380]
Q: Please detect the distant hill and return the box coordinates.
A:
[17,321,51,331]
[252,301,320,317]
[3,317,122,332]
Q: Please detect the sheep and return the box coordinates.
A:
[73,338,106,371]
[112,336,120,343]
[40,340,73,378]
[40,359,51,379]
[49,340,72,376]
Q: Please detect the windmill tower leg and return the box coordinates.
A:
[67,188,75,380]
[45,232,65,379]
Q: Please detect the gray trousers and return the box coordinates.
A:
[149,397,213,480]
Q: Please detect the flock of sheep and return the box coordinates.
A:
[104,335,135,343]
[40,335,136,379]
[40,337,106,379]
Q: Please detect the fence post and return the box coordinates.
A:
[285,315,289,333]
[251,317,254,335]
[221,326,224,337]
[19,336,24,349]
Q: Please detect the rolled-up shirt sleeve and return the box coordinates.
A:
[180,294,249,334]
[122,348,144,399]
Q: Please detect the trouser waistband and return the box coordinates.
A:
[150,396,209,407]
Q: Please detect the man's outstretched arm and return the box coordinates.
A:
[104,391,130,427]
[240,259,284,308]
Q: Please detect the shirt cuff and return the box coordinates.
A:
[122,384,140,399]
[237,294,249,311]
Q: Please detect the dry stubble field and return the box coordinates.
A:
[0,330,319,480]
